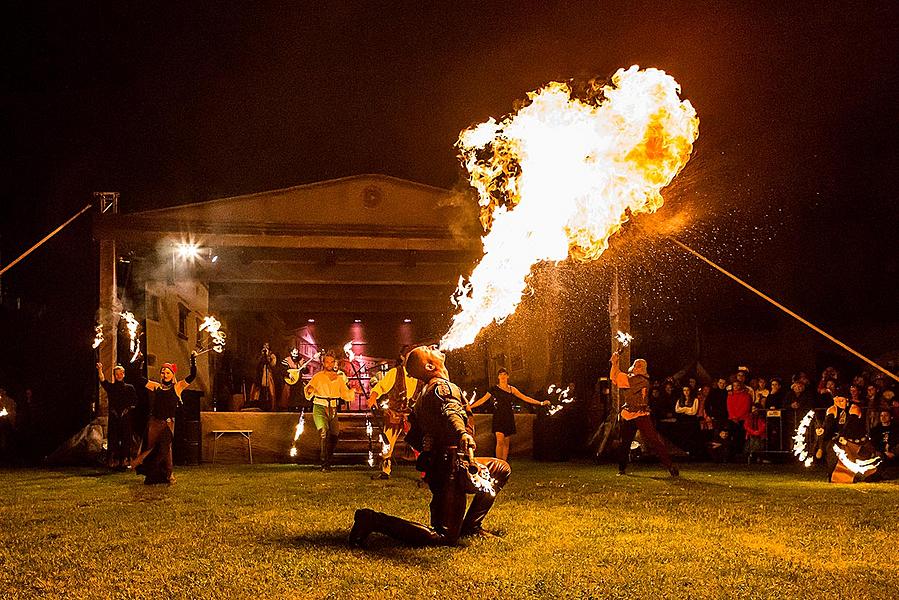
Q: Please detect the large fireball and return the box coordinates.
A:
[441,65,699,350]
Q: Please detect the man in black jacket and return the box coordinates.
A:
[97,363,138,469]
[349,345,511,546]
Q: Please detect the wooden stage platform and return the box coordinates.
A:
[199,411,535,464]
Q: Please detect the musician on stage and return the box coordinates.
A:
[349,345,511,547]
[96,362,138,468]
[367,345,418,479]
[304,350,354,471]
[250,343,278,411]
[280,348,309,412]
[131,353,197,484]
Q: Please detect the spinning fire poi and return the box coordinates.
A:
[196,315,227,355]
[440,66,699,350]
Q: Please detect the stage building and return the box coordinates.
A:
[93,175,569,463]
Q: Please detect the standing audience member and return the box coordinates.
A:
[767,378,785,410]
[674,386,703,458]
[726,376,753,460]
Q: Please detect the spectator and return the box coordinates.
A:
[752,377,770,409]
[870,410,897,465]
[727,376,753,459]
[745,402,767,463]
[817,378,837,410]
[785,378,815,433]
[818,367,840,394]
[675,386,702,458]
[656,380,678,421]
[767,378,785,410]
[706,378,729,427]
[885,390,898,421]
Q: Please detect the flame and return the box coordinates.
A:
[365,419,373,438]
[120,312,141,362]
[547,384,573,416]
[833,443,881,475]
[792,410,816,466]
[200,315,226,352]
[615,331,634,347]
[289,447,298,458]
[367,451,374,468]
[441,66,699,350]
[0,408,8,418]
[92,324,104,349]
[343,340,355,363]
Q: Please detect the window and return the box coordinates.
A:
[147,294,160,322]
[178,303,190,340]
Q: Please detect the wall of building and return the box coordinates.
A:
[144,279,211,401]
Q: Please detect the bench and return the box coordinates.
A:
[212,430,253,464]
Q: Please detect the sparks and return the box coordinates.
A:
[468,461,497,497]
[615,331,634,347]
[440,66,699,350]
[547,384,573,416]
[792,410,816,467]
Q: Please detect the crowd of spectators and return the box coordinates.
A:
[640,364,898,475]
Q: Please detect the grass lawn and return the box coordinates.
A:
[1,460,897,599]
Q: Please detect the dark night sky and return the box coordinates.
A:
[2,2,898,414]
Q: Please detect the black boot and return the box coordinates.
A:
[349,508,375,547]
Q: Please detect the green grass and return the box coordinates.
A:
[1,461,897,599]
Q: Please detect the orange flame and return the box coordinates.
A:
[441,66,699,350]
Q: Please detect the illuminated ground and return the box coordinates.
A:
[2,461,897,599]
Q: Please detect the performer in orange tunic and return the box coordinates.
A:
[367,346,418,479]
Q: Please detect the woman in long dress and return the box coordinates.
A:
[469,368,548,461]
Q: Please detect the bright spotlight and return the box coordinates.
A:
[176,243,201,260]
[403,318,412,323]
[307,318,315,323]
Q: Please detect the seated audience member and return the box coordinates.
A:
[870,410,897,467]
[818,367,840,394]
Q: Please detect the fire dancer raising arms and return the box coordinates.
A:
[469,367,549,462]
[367,345,418,480]
[131,352,197,484]
[350,345,511,547]
[610,351,679,477]
[96,363,138,469]
[304,350,354,471]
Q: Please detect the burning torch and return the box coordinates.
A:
[196,315,226,356]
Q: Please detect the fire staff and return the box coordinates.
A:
[350,345,511,547]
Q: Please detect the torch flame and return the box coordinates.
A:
[343,340,355,363]
[198,315,227,354]
[0,408,8,418]
[120,312,141,362]
[441,66,699,350]
[92,324,104,350]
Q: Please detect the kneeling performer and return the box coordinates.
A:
[350,345,511,546]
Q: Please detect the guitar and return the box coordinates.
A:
[284,350,322,386]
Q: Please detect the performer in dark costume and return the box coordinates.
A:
[350,345,511,547]
[132,353,196,484]
[96,363,138,468]
[250,343,277,411]
[821,391,880,483]
[610,351,679,477]
[469,368,548,462]
[367,345,418,479]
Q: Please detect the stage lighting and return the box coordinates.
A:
[176,243,201,260]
